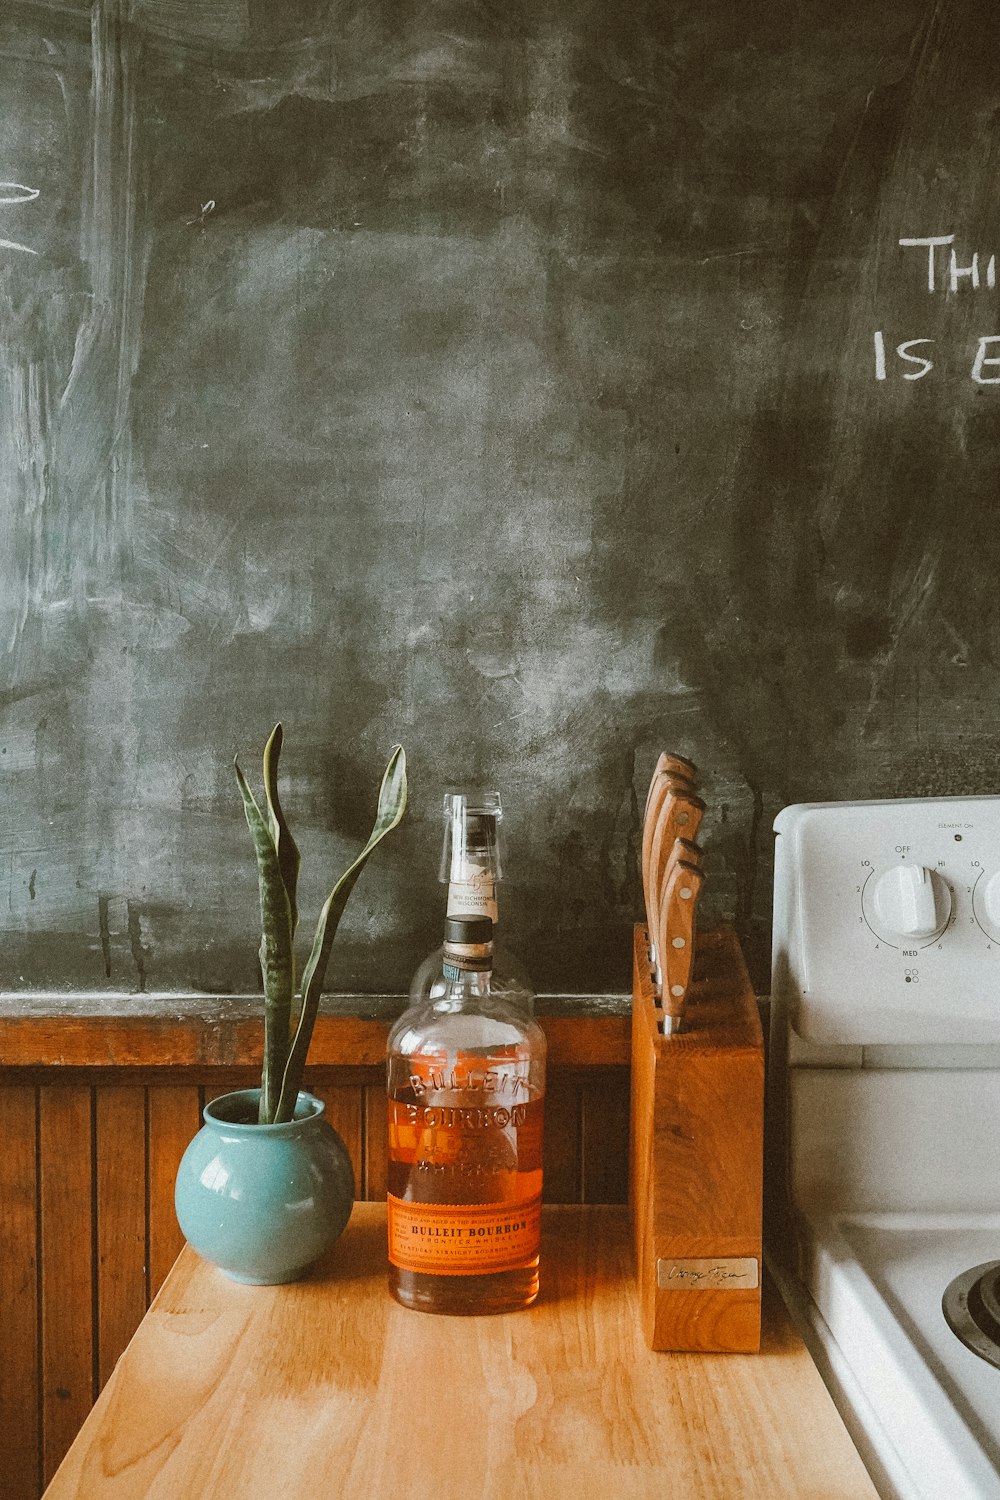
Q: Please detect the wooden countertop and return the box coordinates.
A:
[44,1204,878,1500]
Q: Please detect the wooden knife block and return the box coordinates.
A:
[629,924,764,1352]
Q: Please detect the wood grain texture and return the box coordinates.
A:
[39,1087,94,1488]
[0,1012,629,1070]
[0,1086,41,1500]
[580,1070,630,1204]
[542,1071,581,1203]
[630,926,764,1353]
[43,1204,879,1500]
[146,1088,201,1299]
[362,1081,388,1199]
[95,1090,147,1390]
[307,1084,362,1198]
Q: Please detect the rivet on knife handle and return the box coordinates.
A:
[658,859,706,1036]
[654,836,702,994]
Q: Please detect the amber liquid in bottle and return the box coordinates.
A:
[386,917,545,1314]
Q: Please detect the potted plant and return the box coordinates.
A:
[175,724,407,1283]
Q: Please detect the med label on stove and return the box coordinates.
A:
[773,796,1000,1046]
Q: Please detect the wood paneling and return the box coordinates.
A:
[580,1070,631,1205]
[309,1084,363,1199]
[362,1081,388,1199]
[542,1072,582,1203]
[38,1086,93,1488]
[147,1088,201,1299]
[0,1086,40,1500]
[95,1089,146,1389]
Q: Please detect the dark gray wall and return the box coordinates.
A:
[1,0,995,996]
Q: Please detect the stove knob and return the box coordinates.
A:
[975,870,1000,941]
[870,864,951,942]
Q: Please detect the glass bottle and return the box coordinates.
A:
[409,791,534,1012]
[386,914,546,1314]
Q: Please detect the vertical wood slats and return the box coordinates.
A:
[0,1086,40,1500]
[95,1089,146,1389]
[147,1088,202,1300]
[580,1071,632,1205]
[3,1066,627,1500]
[362,1082,388,1198]
[309,1085,363,1200]
[38,1086,94,1490]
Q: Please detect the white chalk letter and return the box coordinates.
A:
[971,336,1000,384]
[899,235,956,292]
[874,330,887,380]
[989,256,997,290]
[897,339,934,380]
[0,182,40,204]
[950,250,980,291]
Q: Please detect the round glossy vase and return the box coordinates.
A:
[175,1089,354,1284]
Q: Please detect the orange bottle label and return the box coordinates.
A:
[387,1193,542,1276]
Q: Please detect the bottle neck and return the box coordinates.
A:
[445,870,498,925]
[438,964,493,1007]
[441,798,502,925]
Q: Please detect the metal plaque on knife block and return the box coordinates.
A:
[629,924,764,1353]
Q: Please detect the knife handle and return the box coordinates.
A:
[644,758,698,817]
[649,792,705,900]
[672,836,702,867]
[658,860,705,1035]
[646,752,699,804]
[647,793,705,982]
[642,774,690,958]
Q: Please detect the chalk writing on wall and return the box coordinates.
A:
[0,179,40,255]
[875,235,1000,383]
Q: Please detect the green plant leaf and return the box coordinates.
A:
[274,745,407,1123]
[262,723,300,943]
[234,756,295,1123]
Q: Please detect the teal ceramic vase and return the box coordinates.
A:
[175,1088,354,1284]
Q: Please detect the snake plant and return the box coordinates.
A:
[234,724,407,1124]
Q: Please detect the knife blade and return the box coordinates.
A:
[657,857,705,1035]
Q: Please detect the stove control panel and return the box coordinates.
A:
[773,797,1000,1044]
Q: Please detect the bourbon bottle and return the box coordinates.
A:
[386,914,546,1314]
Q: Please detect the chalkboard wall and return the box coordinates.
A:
[2,0,995,998]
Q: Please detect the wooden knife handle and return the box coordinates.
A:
[642,773,690,951]
[658,859,706,1034]
[646,753,699,808]
[646,793,705,980]
[649,792,705,901]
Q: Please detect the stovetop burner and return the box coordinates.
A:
[943,1260,1000,1370]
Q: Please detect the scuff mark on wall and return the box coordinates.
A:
[97,893,112,978]
[126,900,148,992]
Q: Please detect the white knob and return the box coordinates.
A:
[977,871,1000,940]
[871,864,951,941]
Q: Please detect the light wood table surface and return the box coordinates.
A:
[44,1204,879,1500]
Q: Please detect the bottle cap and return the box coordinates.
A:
[444,914,493,945]
[442,914,493,974]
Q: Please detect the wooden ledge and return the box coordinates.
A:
[0,995,630,1070]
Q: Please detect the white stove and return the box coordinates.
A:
[769,798,1000,1500]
